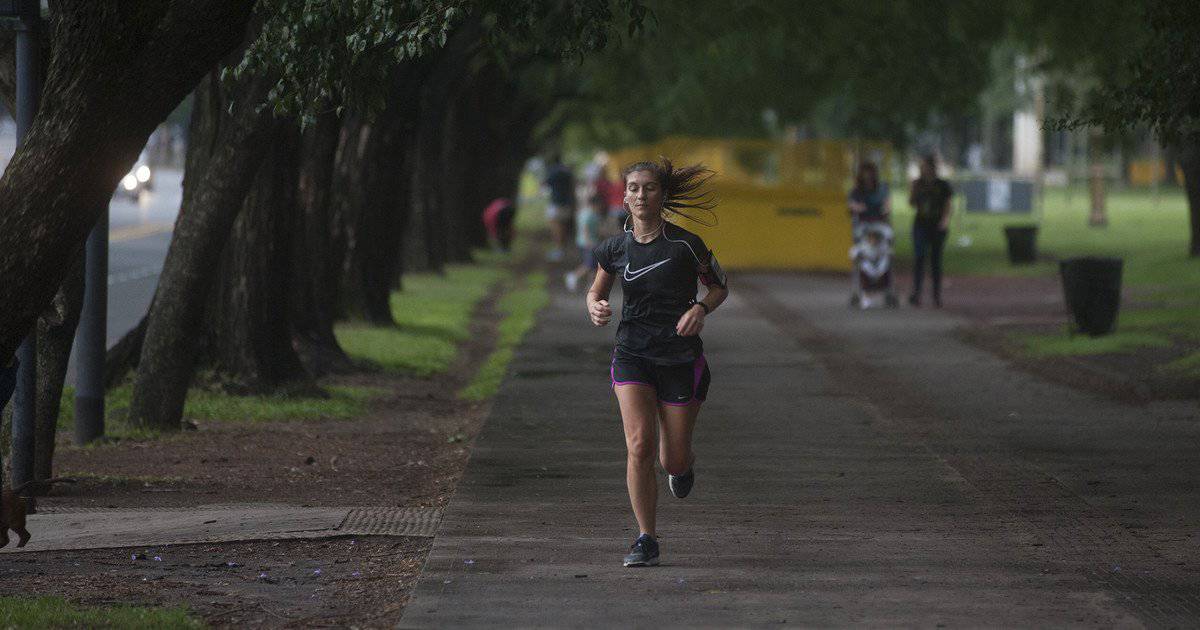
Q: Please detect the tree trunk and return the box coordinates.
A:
[457,68,535,250]
[105,314,146,389]
[290,111,353,375]
[204,125,313,392]
[0,1,254,360]
[329,115,374,319]
[438,77,475,263]
[1179,137,1200,258]
[1087,128,1108,227]
[332,100,413,325]
[403,92,447,274]
[33,252,84,483]
[359,126,410,322]
[129,66,278,431]
[1162,145,1181,187]
[401,26,480,273]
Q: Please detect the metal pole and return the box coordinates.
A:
[74,209,107,444]
[10,0,41,502]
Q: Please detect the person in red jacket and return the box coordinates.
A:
[482,198,516,252]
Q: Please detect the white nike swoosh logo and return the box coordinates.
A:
[624,259,670,281]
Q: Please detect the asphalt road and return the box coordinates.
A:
[58,168,179,385]
[103,168,180,346]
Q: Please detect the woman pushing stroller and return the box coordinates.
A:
[847,161,898,308]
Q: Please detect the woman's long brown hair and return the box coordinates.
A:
[622,157,718,227]
[854,161,879,194]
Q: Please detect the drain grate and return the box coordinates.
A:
[339,507,443,537]
[7,505,444,553]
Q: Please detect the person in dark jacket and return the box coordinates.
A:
[908,154,953,307]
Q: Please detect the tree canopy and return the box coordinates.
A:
[235,0,648,124]
[558,0,1010,148]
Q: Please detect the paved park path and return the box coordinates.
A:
[402,272,1199,628]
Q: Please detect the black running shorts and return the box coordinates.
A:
[610,351,710,406]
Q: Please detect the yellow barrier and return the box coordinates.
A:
[610,137,891,271]
[1128,159,1183,187]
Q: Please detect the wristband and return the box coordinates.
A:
[692,300,710,315]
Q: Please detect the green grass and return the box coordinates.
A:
[887,183,1199,361]
[459,272,550,401]
[1014,330,1174,357]
[52,246,513,439]
[336,264,507,376]
[56,384,384,439]
[890,184,1198,283]
[55,385,159,440]
[181,385,381,422]
[0,596,201,629]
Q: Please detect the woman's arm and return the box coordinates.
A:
[676,279,729,337]
[586,266,615,327]
[848,193,865,214]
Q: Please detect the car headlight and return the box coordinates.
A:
[135,165,151,183]
[122,174,138,191]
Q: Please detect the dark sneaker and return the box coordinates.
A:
[622,534,660,567]
[668,467,695,499]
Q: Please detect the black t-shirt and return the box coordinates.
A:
[593,223,724,365]
[911,178,952,229]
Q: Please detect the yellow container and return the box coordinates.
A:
[611,137,890,271]
[1127,159,1183,187]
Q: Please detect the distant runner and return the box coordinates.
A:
[586,158,728,567]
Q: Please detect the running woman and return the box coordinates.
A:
[586,158,728,567]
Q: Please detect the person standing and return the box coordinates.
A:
[908,155,953,307]
[481,197,516,252]
[564,191,605,292]
[543,154,576,262]
[847,161,897,308]
[847,161,891,229]
[586,158,728,567]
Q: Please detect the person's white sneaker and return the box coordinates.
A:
[668,467,695,498]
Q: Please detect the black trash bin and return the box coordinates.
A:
[1059,257,1123,336]
[1004,225,1038,264]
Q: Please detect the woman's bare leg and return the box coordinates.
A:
[615,384,660,536]
[659,401,700,476]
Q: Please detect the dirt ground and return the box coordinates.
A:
[0,292,502,628]
[939,274,1199,403]
[1,538,432,628]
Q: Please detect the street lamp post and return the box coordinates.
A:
[75,205,108,444]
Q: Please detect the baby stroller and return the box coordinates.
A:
[849,220,899,309]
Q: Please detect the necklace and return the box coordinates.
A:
[633,220,663,241]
